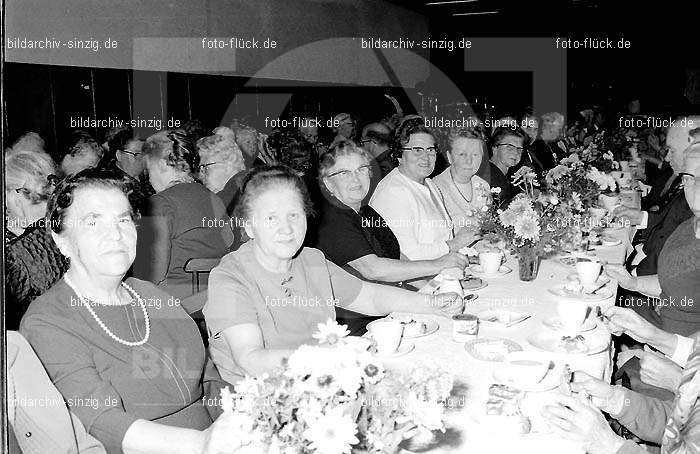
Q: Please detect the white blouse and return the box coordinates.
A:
[369,167,453,261]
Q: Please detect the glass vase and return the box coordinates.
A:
[517,245,540,281]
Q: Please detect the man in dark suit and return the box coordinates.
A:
[613,116,699,325]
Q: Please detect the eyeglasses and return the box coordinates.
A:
[679,172,698,188]
[119,149,141,157]
[359,138,375,146]
[327,165,371,180]
[402,146,439,157]
[496,143,524,153]
[198,162,223,173]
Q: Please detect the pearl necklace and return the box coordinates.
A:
[64,276,150,347]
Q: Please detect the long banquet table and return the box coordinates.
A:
[381,225,636,454]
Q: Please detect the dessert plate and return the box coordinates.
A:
[478,310,531,328]
[465,337,522,362]
[566,274,610,287]
[527,331,608,355]
[469,265,512,278]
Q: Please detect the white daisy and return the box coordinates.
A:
[303,406,359,454]
[312,319,350,345]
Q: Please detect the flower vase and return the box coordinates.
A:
[517,245,540,281]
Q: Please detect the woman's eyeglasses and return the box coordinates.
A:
[496,143,524,153]
[327,165,371,180]
[119,149,141,157]
[198,162,223,173]
[679,172,697,188]
[401,146,439,157]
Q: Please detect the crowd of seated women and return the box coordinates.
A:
[5,104,700,453]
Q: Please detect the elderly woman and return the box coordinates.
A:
[5,149,68,329]
[607,143,700,337]
[433,129,491,232]
[60,130,103,176]
[203,165,464,384]
[133,130,233,300]
[487,126,528,203]
[369,122,479,261]
[530,112,567,171]
[20,168,244,454]
[542,307,700,454]
[315,141,468,283]
[196,128,247,217]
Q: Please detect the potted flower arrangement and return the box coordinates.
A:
[217,320,454,454]
[476,167,585,281]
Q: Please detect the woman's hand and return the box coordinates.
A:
[447,229,481,252]
[201,413,252,454]
[433,252,469,272]
[604,265,638,291]
[603,306,662,345]
[569,371,625,414]
[432,292,464,316]
[542,394,625,454]
[636,347,683,391]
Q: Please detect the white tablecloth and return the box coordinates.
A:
[383,227,635,453]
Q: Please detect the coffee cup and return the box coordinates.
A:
[479,251,502,275]
[556,300,589,333]
[368,320,404,354]
[502,352,551,386]
[576,259,602,285]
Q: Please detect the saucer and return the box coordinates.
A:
[566,274,610,287]
[548,284,613,302]
[372,343,415,358]
[375,315,439,339]
[493,362,563,392]
[469,265,512,278]
[542,316,597,333]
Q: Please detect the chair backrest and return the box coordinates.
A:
[184,258,222,294]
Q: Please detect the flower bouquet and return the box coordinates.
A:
[217,320,454,454]
[475,167,586,280]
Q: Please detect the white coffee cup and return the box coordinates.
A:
[368,320,404,354]
[503,352,551,386]
[556,300,589,333]
[479,251,502,275]
[576,259,602,285]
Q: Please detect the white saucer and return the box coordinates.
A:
[469,265,512,278]
[371,315,439,339]
[493,364,562,392]
[548,284,613,302]
[542,316,597,333]
[372,343,415,358]
[527,331,608,355]
[566,274,610,287]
